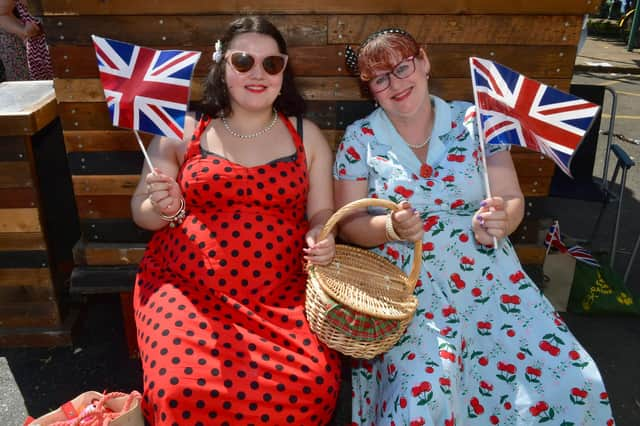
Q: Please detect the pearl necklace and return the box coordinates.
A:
[221,109,278,139]
[406,134,431,149]
[407,105,435,149]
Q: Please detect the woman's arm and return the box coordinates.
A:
[471,150,525,244]
[334,179,387,248]
[130,114,196,230]
[130,135,183,231]
[334,180,423,248]
[0,0,39,39]
[301,119,336,265]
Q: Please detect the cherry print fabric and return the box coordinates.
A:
[334,96,614,425]
[134,113,341,425]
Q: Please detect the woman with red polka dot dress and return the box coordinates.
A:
[130,16,341,425]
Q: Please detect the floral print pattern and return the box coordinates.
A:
[334,97,614,425]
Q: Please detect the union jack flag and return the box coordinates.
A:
[91,35,201,140]
[544,221,568,253]
[470,57,600,176]
[567,245,600,268]
[544,221,600,267]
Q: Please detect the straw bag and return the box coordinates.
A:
[305,198,422,359]
[24,390,143,426]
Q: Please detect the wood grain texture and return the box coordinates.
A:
[44,15,327,46]
[0,162,33,189]
[67,151,144,175]
[0,269,54,300]
[511,218,543,245]
[75,195,133,219]
[79,219,153,243]
[64,130,152,152]
[73,175,139,196]
[40,1,597,16]
[51,44,576,79]
[328,15,583,45]
[0,209,41,233]
[0,300,61,328]
[519,177,552,197]
[0,233,47,251]
[0,268,52,287]
[514,244,547,265]
[510,151,556,176]
[0,136,28,160]
[82,243,146,265]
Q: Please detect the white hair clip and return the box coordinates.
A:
[213,40,223,63]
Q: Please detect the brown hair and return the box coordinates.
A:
[357,32,420,81]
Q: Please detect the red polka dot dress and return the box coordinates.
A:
[133,113,341,425]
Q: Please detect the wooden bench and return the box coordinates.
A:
[40,1,597,357]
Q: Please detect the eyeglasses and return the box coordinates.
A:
[226,51,288,75]
[367,56,417,93]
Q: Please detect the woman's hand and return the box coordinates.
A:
[391,201,424,242]
[472,196,509,246]
[304,225,335,266]
[22,21,40,39]
[145,168,183,217]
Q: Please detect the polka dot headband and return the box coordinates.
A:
[344,28,412,76]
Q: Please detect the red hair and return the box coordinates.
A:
[357,32,420,81]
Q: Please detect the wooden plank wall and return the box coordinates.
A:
[38,0,598,268]
[0,133,58,330]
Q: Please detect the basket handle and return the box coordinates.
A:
[318,198,423,288]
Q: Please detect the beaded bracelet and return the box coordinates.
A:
[159,197,186,228]
[385,211,402,241]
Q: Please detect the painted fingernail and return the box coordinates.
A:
[478,216,485,225]
[480,200,487,207]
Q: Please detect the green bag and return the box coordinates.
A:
[567,256,640,315]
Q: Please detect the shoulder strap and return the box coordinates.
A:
[296,114,303,141]
[183,114,210,160]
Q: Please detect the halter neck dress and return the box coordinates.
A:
[134,113,341,425]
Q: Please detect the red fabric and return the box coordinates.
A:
[134,114,341,425]
[60,401,78,420]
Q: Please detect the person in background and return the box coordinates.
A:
[334,28,615,425]
[0,0,30,81]
[0,0,52,80]
[130,15,341,425]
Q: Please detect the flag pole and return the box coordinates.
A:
[134,130,156,172]
[544,220,559,257]
[469,57,498,249]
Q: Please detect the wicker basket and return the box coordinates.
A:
[305,198,422,359]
